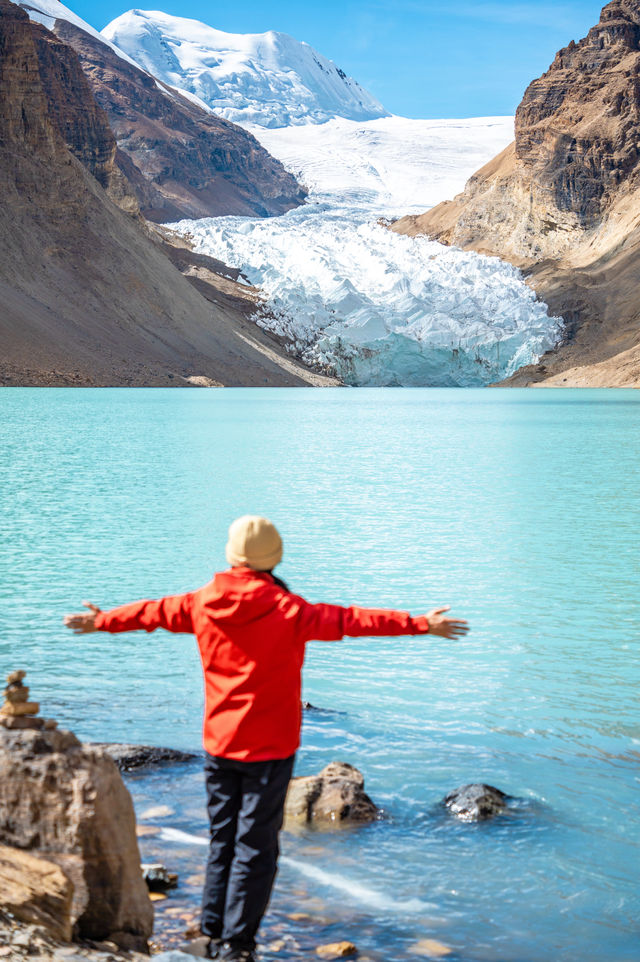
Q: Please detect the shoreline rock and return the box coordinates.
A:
[0,846,74,943]
[141,865,178,893]
[285,762,379,825]
[0,728,153,951]
[315,941,358,959]
[0,912,149,961]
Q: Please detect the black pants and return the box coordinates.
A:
[201,753,295,949]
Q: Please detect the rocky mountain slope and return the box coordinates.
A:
[102,9,389,128]
[0,0,335,387]
[393,0,640,387]
[18,0,305,221]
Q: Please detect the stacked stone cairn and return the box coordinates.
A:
[0,670,56,730]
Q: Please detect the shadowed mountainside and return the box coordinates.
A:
[393,0,640,386]
[49,17,307,222]
[0,1,335,387]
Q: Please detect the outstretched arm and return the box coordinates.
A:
[64,593,195,635]
[294,597,468,642]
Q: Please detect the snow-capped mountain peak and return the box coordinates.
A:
[101,9,390,128]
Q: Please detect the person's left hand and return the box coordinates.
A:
[425,605,469,639]
[63,601,102,634]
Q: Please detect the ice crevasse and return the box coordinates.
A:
[174,206,563,387]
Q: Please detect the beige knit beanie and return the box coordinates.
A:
[225,515,283,571]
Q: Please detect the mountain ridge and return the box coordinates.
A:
[0,0,334,387]
[102,8,389,128]
[18,0,307,221]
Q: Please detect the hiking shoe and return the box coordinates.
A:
[219,943,256,962]
[205,938,223,959]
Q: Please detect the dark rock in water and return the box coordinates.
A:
[141,863,178,892]
[443,784,509,821]
[301,702,346,715]
[91,743,197,772]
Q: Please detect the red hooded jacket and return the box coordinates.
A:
[95,567,430,761]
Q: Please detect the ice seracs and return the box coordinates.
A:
[170,112,561,387]
[175,208,562,387]
[101,9,389,128]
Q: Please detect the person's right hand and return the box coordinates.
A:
[63,601,101,634]
[425,606,469,639]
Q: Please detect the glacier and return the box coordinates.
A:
[177,207,561,387]
[101,9,388,128]
[171,116,563,387]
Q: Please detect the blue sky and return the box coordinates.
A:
[73,0,606,117]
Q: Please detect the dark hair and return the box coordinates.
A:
[269,572,289,592]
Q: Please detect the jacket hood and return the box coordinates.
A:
[201,567,285,626]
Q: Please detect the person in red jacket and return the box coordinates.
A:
[64,515,468,962]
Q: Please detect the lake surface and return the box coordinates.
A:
[1,387,639,961]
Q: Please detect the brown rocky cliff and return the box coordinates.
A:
[0,1,61,163]
[515,0,640,228]
[27,18,138,213]
[0,0,137,220]
[51,19,306,221]
[393,0,640,386]
[395,0,640,262]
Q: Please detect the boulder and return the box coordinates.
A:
[443,784,508,821]
[0,728,153,950]
[0,844,74,942]
[285,762,379,825]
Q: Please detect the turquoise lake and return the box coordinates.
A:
[1,387,639,961]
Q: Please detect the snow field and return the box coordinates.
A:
[249,115,515,213]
